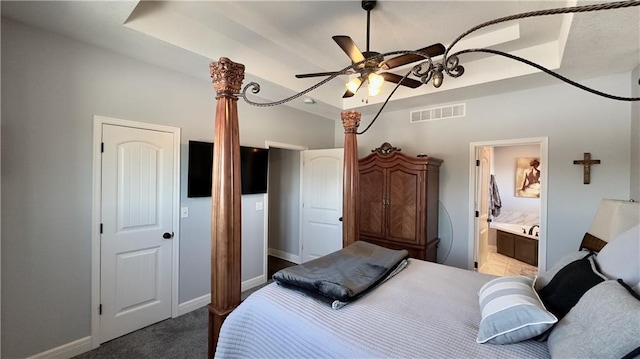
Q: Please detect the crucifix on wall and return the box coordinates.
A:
[573,152,601,184]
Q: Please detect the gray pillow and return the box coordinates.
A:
[534,250,590,291]
[477,276,557,345]
[547,280,640,358]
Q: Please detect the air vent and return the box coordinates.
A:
[410,103,466,123]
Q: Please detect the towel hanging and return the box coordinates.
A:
[489,174,502,219]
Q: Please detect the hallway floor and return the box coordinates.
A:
[480,252,538,277]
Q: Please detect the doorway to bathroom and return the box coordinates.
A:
[469,137,548,276]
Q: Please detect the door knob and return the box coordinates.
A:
[339,217,343,222]
[163,232,174,239]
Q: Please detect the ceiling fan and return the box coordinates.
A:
[295,0,446,98]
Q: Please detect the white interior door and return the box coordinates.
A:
[478,147,491,272]
[301,149,343,262]
[100,124,174,343]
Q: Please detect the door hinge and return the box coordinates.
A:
[474,261,478,269]
[100,223,103,234]
[99,304,102,315]
[101,142,104,153]
[475,211,479,218]
[475,159,480,166]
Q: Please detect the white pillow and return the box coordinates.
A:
[596,224,640,287]
[477,276,557,344]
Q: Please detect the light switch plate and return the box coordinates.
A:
[255,201,264,211]
[181,207,189,218]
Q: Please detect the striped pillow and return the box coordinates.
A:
[477,276,557,344]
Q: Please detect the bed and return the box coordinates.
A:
[207,58,640,358]
[213,232,640,358]
[216,258,550,358]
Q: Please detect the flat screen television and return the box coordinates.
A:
[187,141,214,198]
[239,146,270,195]
[187,140,269,197]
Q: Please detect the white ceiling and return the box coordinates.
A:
[2,0,639,120]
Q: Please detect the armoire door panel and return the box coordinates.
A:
[388,169,421,244]
[388,205,418,243]
[359,168,385,237]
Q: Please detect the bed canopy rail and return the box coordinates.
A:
[208,57,362,357]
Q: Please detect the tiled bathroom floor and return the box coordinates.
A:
[480,252,538,277]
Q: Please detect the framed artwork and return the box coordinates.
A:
[515,157,540,198]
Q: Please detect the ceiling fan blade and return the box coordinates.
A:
[295,71,343,79]
[380,72,422,88]
[381,43,446,70]
[332,35,366,64]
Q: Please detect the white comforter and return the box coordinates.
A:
[215,259,550,358]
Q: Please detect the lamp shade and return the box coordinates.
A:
[588,199,640,243]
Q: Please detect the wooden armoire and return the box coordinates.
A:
[358,142,443,262]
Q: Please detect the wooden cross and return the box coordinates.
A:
[573,152,601,184]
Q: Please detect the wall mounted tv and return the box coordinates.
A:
[187,140,270,197]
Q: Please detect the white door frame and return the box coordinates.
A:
[265,141,308,265]
[468,137,549,272]
[91,115,181,349]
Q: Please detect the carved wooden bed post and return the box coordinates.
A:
[208,57,244,358]
[342,110,361,247]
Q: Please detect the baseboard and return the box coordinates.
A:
[241,274,266,292]
[268,248,301,264]
[177,293,211,317]
[176,276,266,317]
[27,336,92,359]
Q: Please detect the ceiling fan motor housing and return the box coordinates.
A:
[361,51,383,69]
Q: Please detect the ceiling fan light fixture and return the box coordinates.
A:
[346,77,363,93]
[368,72,385,89]
[367,84,382,97]
[432,71,444,88]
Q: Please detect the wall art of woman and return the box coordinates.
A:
[516,157,540,198]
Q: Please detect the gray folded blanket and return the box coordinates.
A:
[272,241,409,309]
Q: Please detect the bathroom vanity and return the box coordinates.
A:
[496,229,538,266]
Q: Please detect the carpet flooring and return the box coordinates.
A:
[73,256,295,359]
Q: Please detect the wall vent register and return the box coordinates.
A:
[410,103,465,123]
